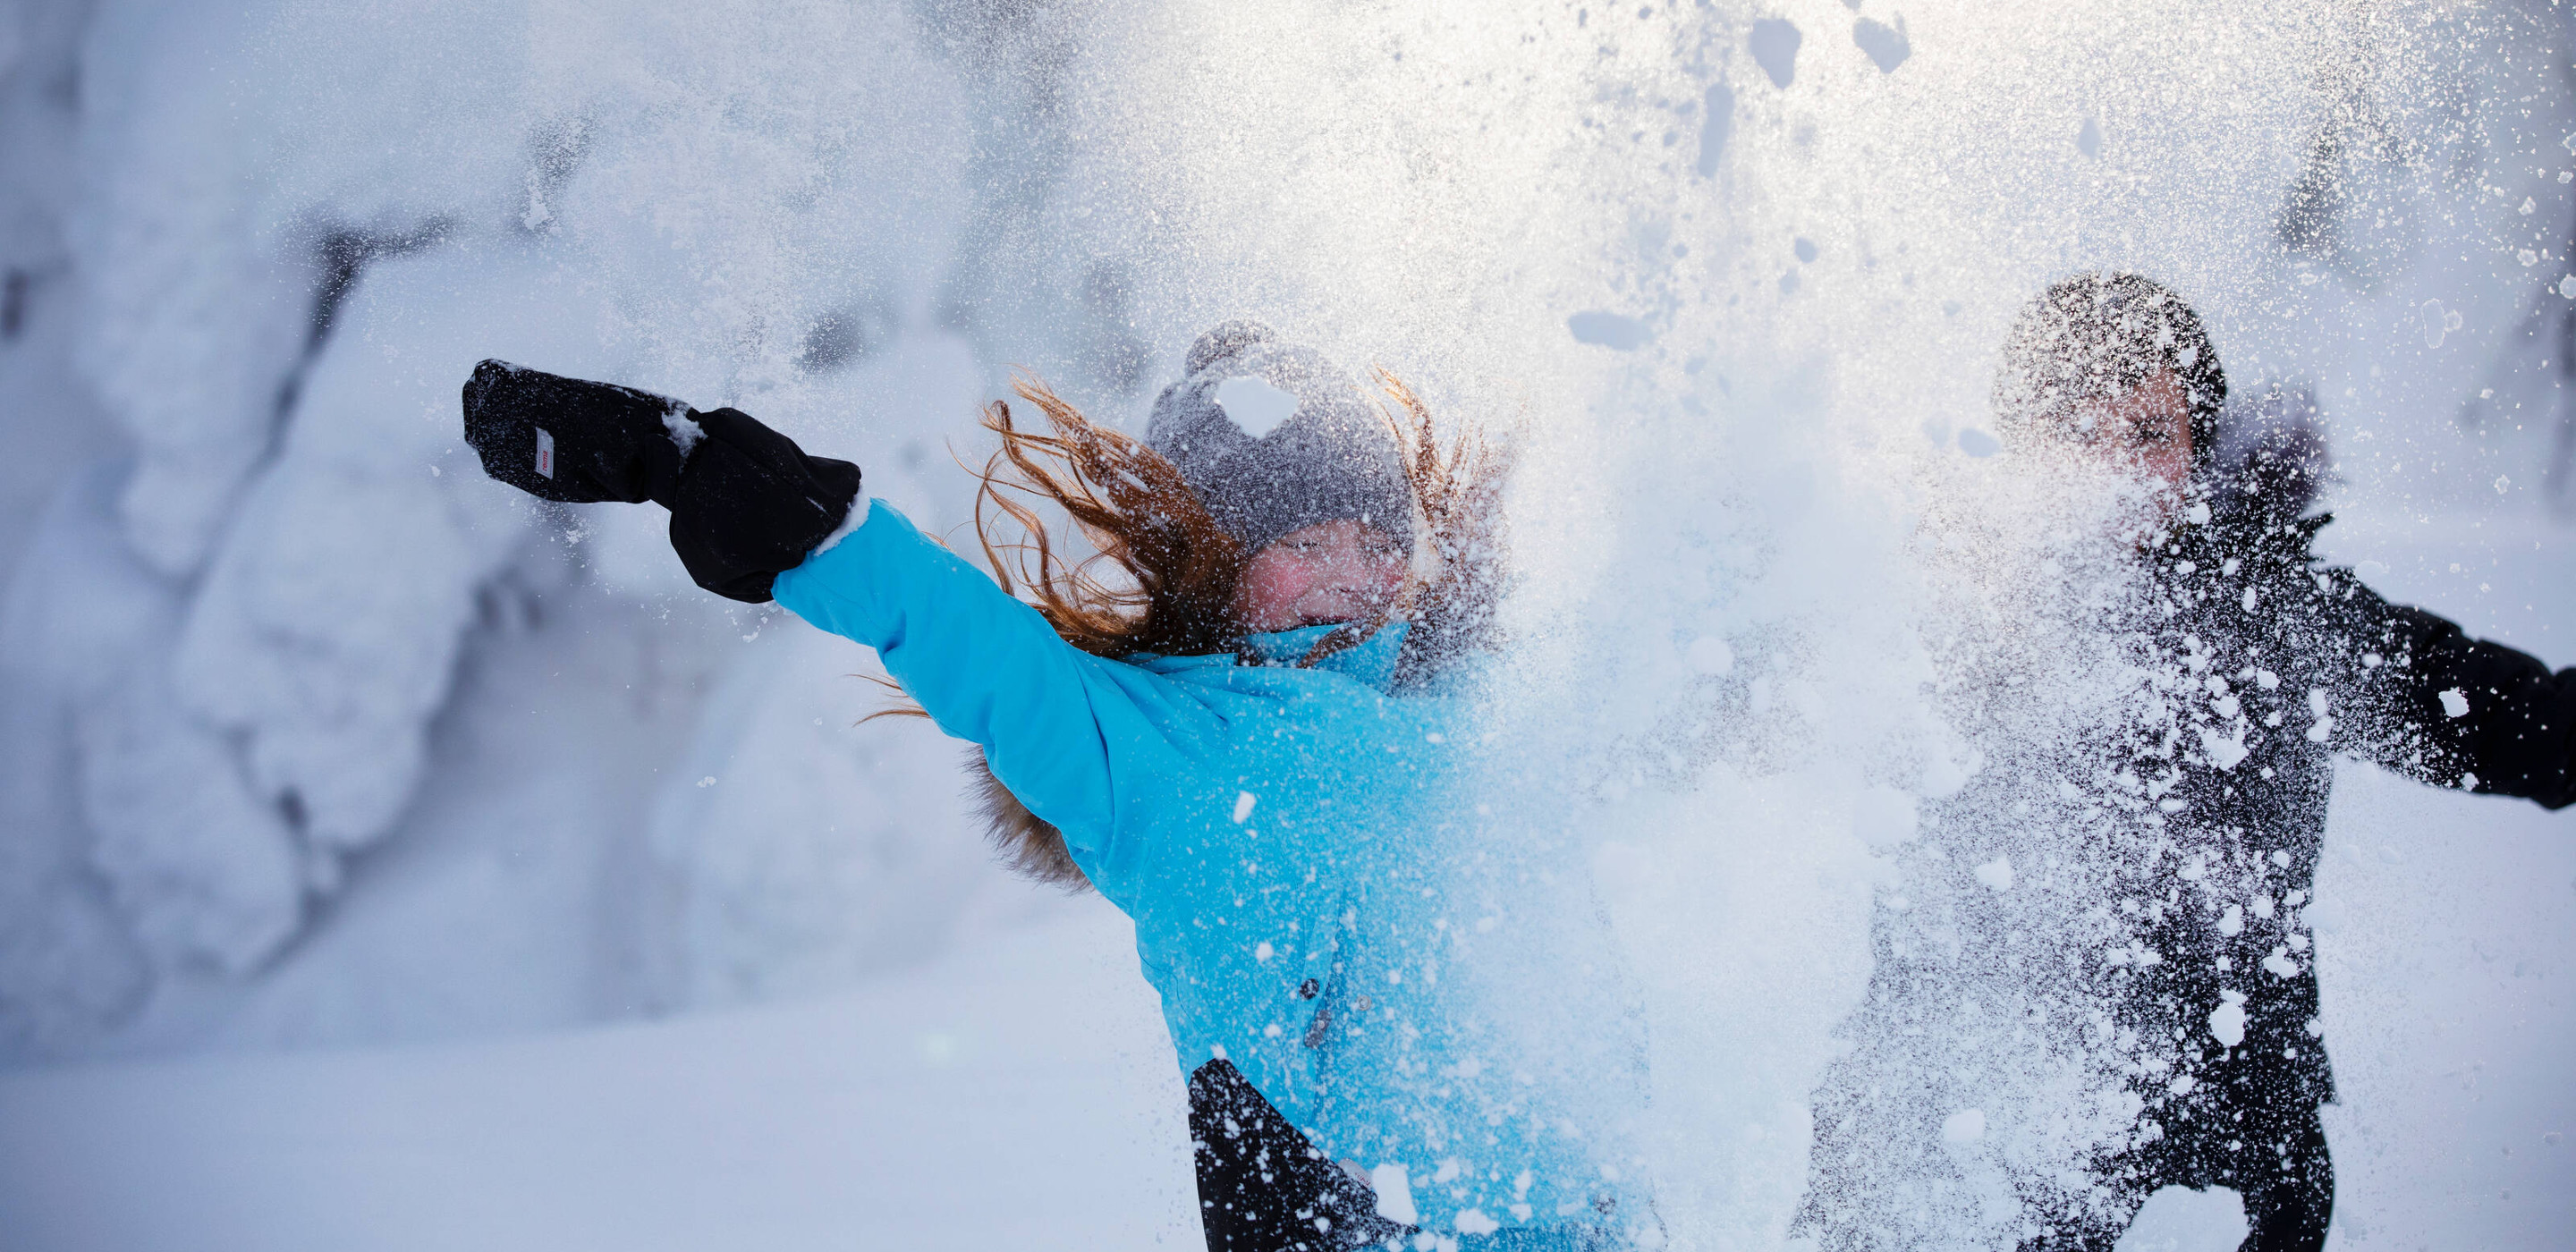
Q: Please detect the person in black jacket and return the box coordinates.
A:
[1795,273,2575,1252]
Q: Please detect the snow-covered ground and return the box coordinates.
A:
[1,0,2571,1248]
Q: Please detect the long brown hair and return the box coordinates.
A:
[895,369,1513,889]
[969,369,1511,673]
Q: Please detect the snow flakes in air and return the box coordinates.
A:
[1941,1108,1986,1143]
[2439,688,2470,718]
[1233,791,1258,824]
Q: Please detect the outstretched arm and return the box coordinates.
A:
[461,359,860,603]
[460,360,1200,859]
[2318,571,2576,809]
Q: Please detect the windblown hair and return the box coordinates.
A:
[1993,272,2228,465]
[908,371,1512,891]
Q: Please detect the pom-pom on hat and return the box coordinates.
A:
[1146,320,1416,558]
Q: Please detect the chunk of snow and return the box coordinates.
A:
[1972,856,2013,891]
[2209,991,2248,1046]
[2438,688,2469,719]
[1685,634,1734,676]
[1696,83,1734,175]
[661,404,705,455]
[1213,375,1301,439]
[1233,791,1258,824]
[1371,1163,1419,1224]
[1567,311,1649,351]
[2121,1184,2249,1252]
[2419,299,2462,349]
[1852,17,1910,72]
[1749,19,1802,88]
[1956,428,2000,458]
[1941,1108,1986,1142]
[2197,726,2248,771]
[1454,1208,1499,1236]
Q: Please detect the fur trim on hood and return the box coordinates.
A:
[966,748,1093,892]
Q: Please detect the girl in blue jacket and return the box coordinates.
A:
[462,322,1650,1251]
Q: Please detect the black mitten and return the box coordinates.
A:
[461,359,694,504]
[665,407,863,603]
[461,360,862,604]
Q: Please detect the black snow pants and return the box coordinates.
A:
[1188,1060,1631,1252]
[1189,1059,1403,1251]
[2018,1100,2331,1252]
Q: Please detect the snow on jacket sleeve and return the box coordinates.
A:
[768,500,1218,860]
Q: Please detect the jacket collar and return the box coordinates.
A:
[1241,621,1411,691]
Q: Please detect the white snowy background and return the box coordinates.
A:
[0,0,2569,1248]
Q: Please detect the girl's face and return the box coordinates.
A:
[2054,368,2193,492]
[1231,520,1408,633]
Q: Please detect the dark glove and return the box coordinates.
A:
[461,359,694,504]
[664,406,863,603]
[461,360,861,603]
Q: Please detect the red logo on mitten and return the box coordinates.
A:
[536,427,555,478]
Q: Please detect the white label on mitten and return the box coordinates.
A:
[535,427,555,478]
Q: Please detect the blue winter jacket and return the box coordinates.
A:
[773,500,1642,1236]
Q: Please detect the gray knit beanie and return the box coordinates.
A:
[1145,320,1416,557]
